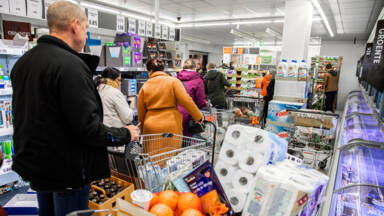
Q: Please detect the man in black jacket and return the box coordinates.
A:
[10,1,138,216]
[260,70,276,128]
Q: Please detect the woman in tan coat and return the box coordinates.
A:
[138,59,203,154]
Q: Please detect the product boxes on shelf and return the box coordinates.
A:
[267,100,306,124]
[265,124,291,140]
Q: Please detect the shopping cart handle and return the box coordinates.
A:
[66,209,109,216]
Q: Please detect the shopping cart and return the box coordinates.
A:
[226,95,262,127]
[108,121,216,193]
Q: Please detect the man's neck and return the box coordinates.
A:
[50,32,76,51]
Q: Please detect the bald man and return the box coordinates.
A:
[10,1,138,215]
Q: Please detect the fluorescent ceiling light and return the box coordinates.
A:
[180,22,231,27]
[276,8,285,15]
[80,2,120,14]
[66,0,79,4]
[181,35,210,44]
[311,0,334,37]
[232,20,272,25]
[265,27,282,39]
[121,12,151,22]
[273,19,284,23]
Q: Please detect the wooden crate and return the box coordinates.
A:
[89,176,134,216]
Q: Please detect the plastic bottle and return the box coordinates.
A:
[298,60,307,81]
[0,64,3,76]
[287,60,298,78]
[277,59,288,77]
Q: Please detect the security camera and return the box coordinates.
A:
[177,17,181,21]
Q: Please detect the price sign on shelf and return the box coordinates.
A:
[138,20,146,36]
[87,8,98,28]
[169,27,175,41]
[154,24,161,39]
[116,15,125,32]
[128,18,137,34]
[161,25,168,40]
[146,22,153,37]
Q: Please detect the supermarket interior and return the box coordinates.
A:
[0,0,384,215]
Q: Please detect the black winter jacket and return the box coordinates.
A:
[204,69,231,107]
[11,36,131,191]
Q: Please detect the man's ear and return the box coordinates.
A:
[70,20,78,34]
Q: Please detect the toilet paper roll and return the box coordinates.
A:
[215,160,237,183]
[232,169,254,193]
[224,125,246,147]
[219,144,239,165]
[226,189,247,213]
[245,128,269,150]
[238,150,265,174]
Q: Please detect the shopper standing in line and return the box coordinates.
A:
[138,59,203,153]
[177,59,208,137]
[204,63,231,109]
[324,63,339,112]
[96,67,134,127]
[259,71,273,127]
[261,70,276,128]
[10,2,138,216]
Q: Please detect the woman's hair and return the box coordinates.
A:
[183,59,197,70]
[207,63,216,70]
[95,67,121,86]
[146,58,165,72]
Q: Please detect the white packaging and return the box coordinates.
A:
[215,160,236,183]
[0,0,10,14]
[277,59,288,77]
[287,60,298,78]
[10,0,26,16]
[227,189,247,213]
[232,169,254,193]
[218,143,240,165]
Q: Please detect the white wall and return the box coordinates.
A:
[320,40,366,110]
[183,41,223,65]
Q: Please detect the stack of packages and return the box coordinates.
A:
[214,125,288,213]
[215,125,329,216]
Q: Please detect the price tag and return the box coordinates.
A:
[161,25,168,40]
[87,8,98,28]
[154,24,161,39]
[138,20,146,36]
[128,18,137,34]
[116,15,125,32]
[169,27,175,41]
[146,22,153,37]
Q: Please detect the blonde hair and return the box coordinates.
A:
[183,59,197,70]
[207,63,216,70]
[47,0,87,32]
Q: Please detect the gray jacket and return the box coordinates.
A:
[98,84,134,127]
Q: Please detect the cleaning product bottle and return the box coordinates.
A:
[298,60,307,81]
[277,59,288,77]
[287,60,298,78]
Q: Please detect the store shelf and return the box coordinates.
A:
[0,127,13,137]
[96,66,146,72]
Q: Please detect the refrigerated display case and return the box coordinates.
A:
[321,89,384,216]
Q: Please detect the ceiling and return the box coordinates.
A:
[88,0,384,45]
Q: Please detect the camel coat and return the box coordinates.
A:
[138,71,203,154]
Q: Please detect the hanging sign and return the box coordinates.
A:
[223,47,233,54]
[128,18,137,34]
[368,19,384,91]
[138,20,146,36]
[27,0,43,19]
[146,22,153,37]
[116,15,125,32]
[169,27,175,41]
[44,0,57,19]
[161,25,168,40]
[154,24,161,39]
[87,8,98,28]
[10,0,26,16]
[0,0,10,14]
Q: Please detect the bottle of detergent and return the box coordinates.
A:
[287,60,298,78]
[277,59,288,77]
[298,60,307,81]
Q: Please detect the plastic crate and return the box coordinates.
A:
[89,176,134,216]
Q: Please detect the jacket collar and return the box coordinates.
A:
[37,35,100,75]
[149,71,169,78]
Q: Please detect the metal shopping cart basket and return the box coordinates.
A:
[108,121,216,193]
[226,95,262,127]
[201,108,234,149]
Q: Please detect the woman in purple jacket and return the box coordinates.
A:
[177,59,208,137]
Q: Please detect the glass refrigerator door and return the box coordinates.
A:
[346,102,373,116]
[330,185,384,216]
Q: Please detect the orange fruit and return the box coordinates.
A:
[150,203,174,216]
[181,209,203,216]
[177,193,202,212]
[158,190,179,210]
[150,193,159,208]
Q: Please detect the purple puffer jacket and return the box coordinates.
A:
[177,69,207,136]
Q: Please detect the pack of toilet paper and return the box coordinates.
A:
[214,125,288,213]
[242,162,329,216]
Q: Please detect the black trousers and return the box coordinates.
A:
[325,91,337,112]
